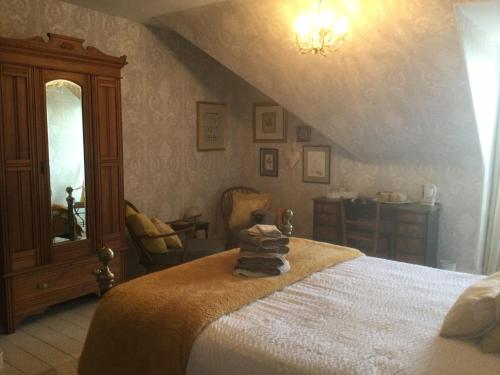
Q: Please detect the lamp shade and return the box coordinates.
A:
[184,206,201,219]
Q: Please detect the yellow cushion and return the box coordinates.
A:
[440,272,500,338]
[152,218,183,249]
[125,204,138,221]
[128,213,167,254]
[482,323,500,353]
[228,192,271,229]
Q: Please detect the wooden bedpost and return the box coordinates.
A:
[281,209,294,237]
[93,247,115,296]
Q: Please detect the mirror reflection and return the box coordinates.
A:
[46,79,87,244]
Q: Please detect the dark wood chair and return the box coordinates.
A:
[125,200,225,273]
[340,198,391,257]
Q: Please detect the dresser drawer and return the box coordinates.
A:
[313,225,340,244]
[314,202,339,215]
[397,223,426,238]
[395,237,425,256]
[314,212,338,226]
[395,253,424,265]
[396,212,426,224]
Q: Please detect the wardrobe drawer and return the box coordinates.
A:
[12,263,98,304]
[397,223,426,238]
[12,256,122,307]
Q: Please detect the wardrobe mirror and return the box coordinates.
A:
[46,79,87,244]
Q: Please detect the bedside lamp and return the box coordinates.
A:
[184,206,202,221]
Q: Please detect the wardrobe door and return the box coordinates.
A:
[0,65,40,271]
[93,77,125,252]
[40,70,96,262]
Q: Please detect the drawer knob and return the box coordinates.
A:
[37,282,50,290]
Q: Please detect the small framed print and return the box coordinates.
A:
[260,148,279,177]
[197,102,227,151]
[253,104,287,142]
[303,145,331,184]
[296,125,311,142]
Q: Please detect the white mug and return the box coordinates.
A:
[421,184,437,205]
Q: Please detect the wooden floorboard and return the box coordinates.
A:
[0,296,98,374]
[19,323,83,359]
[0,340,52,374]
[0,362,25,375]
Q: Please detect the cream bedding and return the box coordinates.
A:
[187,256,500,375]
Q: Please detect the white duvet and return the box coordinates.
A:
[187,256,500,375]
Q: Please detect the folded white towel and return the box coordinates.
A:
[248,224,282,238]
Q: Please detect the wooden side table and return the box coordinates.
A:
[172,220,210,239]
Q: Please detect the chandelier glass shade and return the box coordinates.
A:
[293,0,349,56]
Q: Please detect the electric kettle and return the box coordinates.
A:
[421,184,437,205]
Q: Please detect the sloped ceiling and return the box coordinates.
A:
[61,0,226,23]
[159,0,481,167]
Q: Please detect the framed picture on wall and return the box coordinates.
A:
[296,125,311,142]
[303,145,331,184]
[260,148,279,177]
[197,102,227,151]
[253,104,287,142]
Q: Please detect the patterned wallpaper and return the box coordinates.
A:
[163,0,486,273]
[0,0,269,274]
[0,0,486,273]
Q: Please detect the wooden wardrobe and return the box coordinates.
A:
[0,34,127,333]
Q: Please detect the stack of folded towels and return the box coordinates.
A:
[234,224,290,277]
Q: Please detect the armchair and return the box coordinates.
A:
[219,186,286,249]
[125,200,225,273]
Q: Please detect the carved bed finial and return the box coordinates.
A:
[93,247,115,296]
[281,209,294,237]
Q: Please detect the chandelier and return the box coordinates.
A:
[293,0,349,56]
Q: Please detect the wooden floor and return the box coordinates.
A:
[0,295,98,375]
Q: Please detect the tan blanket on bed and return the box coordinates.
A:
[78,238,363,375]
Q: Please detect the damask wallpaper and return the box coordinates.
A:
[0,0,268,275]
[0,0,486,273]
[163,0,486,273]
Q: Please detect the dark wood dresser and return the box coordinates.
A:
[312,197,441,267]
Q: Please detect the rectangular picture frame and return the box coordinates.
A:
[303,145,331,184]
[260,148,279,177]
[253,103,287,143]
[296,125,311,142]
[197,101,227,151]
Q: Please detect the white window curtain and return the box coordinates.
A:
[484,112,500,274]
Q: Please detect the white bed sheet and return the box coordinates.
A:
[187,256,500,375]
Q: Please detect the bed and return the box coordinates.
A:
[80,239,500,375]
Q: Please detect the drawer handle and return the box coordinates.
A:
[37,282,50,290]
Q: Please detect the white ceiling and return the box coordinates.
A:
[458,1,500,43]
[62,0,227,24]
